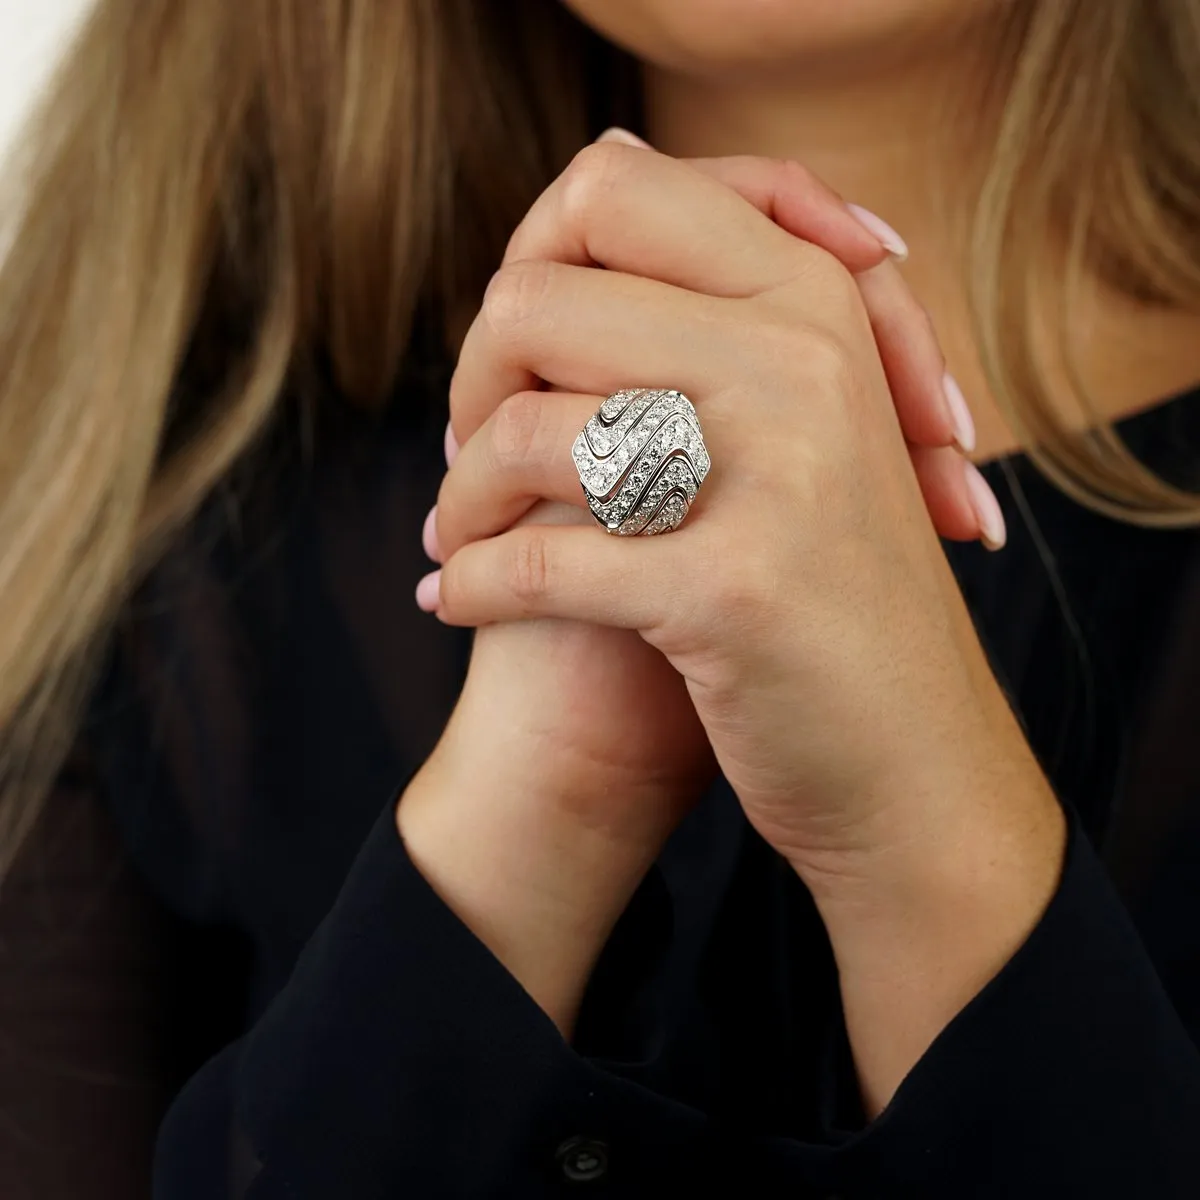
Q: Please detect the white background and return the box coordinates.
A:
[0,0,93,165]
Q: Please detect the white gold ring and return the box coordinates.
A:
[571,388,711,536]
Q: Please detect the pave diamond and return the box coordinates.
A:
[623,456,700,535]
[643,491,688,535]
[587,419,692,523]
[574,389,710,536]
[572,390,700,494]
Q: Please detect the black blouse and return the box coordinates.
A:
[2,352,1199,1198]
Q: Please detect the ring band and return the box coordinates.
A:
[571,389,711,536]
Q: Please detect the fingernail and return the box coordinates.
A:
[422,505,442,563]
[845,203,909,261]
[964,463,1007,551]
[943,372,977,454]
[415,569,442,612]
[444,420,459,467]
[597,126,652,148]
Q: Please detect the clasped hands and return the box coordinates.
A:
[405,131,1064,1109]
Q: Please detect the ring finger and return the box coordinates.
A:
[433,389,603,561]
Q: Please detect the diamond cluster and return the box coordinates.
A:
[625,454,699,536]
[598,388,649,424]
[572,390,697,498]
[573,389,710,536]
[642,491,689,536]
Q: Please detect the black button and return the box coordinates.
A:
[555,1136,609,1183]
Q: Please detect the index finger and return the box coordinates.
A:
[458,143,894,449]
[502,141,888,294]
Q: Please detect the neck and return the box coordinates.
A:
[642,50,1200,461]
[643,35,984,234]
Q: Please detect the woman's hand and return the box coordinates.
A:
[400,139,982,1036]
[420,140,997,865]
[421,140,1066,1102]
[401,139,956,1034]
[431,137,1019,862]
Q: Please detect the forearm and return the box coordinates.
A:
[396,733,669,1037]
[798,751,1066,1116]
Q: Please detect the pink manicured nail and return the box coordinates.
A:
[596,126,652,148]
[415,570,442,612]
[943,372,977,455]
[444,420,459,467]
[422,505,441,563]
[846,203,909,261]
[964,463,1007,551]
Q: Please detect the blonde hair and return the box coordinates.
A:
[0,0,1196,865]
[973,1,1200,522]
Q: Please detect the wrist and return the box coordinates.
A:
[793,764,1066,1113]
[804,781,1066,966]
[789,693,1061,913]
[396,737,673,1035]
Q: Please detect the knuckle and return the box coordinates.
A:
[772,246,862,328]
[807,247,860,310]
[560,140,632,224]
[508,529,553,607]
[743,313,811,372]
[482,259,553,340]
[776,157,820,199]
[799,326,859,395]
[489,391,546,470]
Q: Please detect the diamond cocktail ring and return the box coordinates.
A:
[571,388,711,536]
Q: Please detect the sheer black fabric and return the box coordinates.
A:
[3,354,1200,1197]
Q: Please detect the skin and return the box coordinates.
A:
[405,147,988,1035]
[398,1,1200,1116]
[624,0,1200,453]
[555,0,988,78]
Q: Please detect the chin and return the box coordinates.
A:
[559,0,987,75]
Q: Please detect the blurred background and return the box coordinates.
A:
[0,1,91,169]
